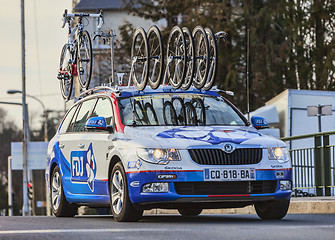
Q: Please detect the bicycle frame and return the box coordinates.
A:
[62,10,103,75]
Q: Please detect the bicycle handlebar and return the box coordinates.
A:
[61,9,104,29]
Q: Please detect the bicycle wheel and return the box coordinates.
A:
[147,26,164,89]
[77,30,92,90]
[184,102,197,125]
[166,26,187,89]
[131,27,149,91]
[181,27,195,90]
[191,98,206,125]
[172,97,186,125]
[163,101,178,125]
[144,102,159,125]
[134,100,148,125]
[192,26,210,89]
[203,28,218,90]
[59,44,73,100]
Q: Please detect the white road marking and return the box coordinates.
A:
[0,228,181,235]
[0,225,334,235]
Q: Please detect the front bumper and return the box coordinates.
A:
[126,168,292,207]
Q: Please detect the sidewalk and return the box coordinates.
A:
[144,197,335,215]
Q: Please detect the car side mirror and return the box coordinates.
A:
[85,117,110,131]
[251,116,268,129]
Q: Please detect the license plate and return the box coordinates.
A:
[204,168,256,181]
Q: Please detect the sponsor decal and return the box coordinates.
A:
[87,118,104,126]
[157,174,177,180]
[128,160,142,170]
[112,137,131,142]
[130,181,140,187]
[157,127,261,144]
[271,165,284,168]
[70,143,97,192]
[164,166,182,170]
[276,171,285,179]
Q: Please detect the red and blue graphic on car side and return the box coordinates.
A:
[70,143,97,192]
[50,142,110,204]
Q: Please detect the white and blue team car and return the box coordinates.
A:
[45,86,292,222]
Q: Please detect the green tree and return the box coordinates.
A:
[0,108,23,215]
[0,109,22,173]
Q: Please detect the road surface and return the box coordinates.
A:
[0,214,334,240]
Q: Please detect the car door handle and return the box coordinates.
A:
[78,143,85,149]
[59,144,65,149]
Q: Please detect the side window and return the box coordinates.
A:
[68,104,81,133]
[59,104,79,134]
[71,98,97,132]
[90,97,114,125]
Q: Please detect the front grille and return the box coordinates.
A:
[174,181,277,195]
[188,148,262,165]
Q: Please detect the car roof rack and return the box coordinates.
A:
[75,84,121,100]
[75,84,235,101]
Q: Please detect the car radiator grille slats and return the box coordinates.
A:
[188,148,262,165]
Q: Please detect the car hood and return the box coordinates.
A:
[123,125,284,149]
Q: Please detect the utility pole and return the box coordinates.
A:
[21,0,29,216]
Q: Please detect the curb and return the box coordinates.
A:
[144,197,335,215]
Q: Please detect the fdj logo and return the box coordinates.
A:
[70,143,97,192]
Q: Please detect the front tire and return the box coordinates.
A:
[110,162,143,222]
[50,166,78,217]
[255,199,290,220]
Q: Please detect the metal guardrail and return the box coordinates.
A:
[281,131,335,196]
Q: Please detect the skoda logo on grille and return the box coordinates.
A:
[222,143,235,154]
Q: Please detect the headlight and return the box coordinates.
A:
[137,148,181,164]
[268,147,289,162]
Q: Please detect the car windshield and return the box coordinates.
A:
[118,93,247,127]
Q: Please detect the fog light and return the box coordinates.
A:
[142,183,169,193]
[280,180,292,190]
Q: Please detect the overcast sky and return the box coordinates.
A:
[0,0,72,129]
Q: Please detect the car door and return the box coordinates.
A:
[58,97,97,196]
[80,96,115,196]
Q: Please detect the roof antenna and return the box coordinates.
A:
[246,28,250,122]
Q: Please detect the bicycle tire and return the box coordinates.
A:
[144,102,159,125]
[172,97,186,125]
[131,27,149,91]
[147,25,164,89]
[191,98,206,125]
[192,26,210,89]
[184,102,197,125]
[203,28,218,90]
[181,27,195,90]
[163,101,178,125]
[167,26,187,89]
[59,44,73,100]
[77,30,93,90]
[134,100,148,125]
